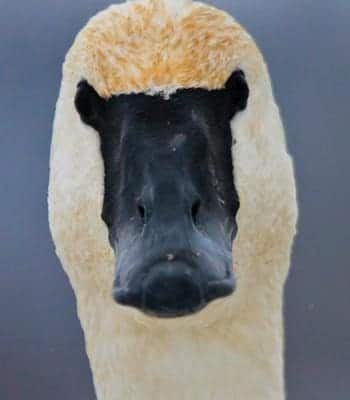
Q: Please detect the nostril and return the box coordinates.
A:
[138,204,146,223]
[191,199,201,223]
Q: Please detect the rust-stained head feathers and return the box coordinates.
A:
[64,0,265,98]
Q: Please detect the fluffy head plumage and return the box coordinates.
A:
[64,0,265,98]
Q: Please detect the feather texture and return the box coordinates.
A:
[48,1,298,399]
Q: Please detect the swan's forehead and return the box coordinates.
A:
[65,0,259,98]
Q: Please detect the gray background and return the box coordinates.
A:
[1,0,349,399]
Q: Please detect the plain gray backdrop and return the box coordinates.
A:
[1,1,349,399]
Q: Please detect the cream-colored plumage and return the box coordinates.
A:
[48,0,298,399]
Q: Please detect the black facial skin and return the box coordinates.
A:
[75,70,249,318]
